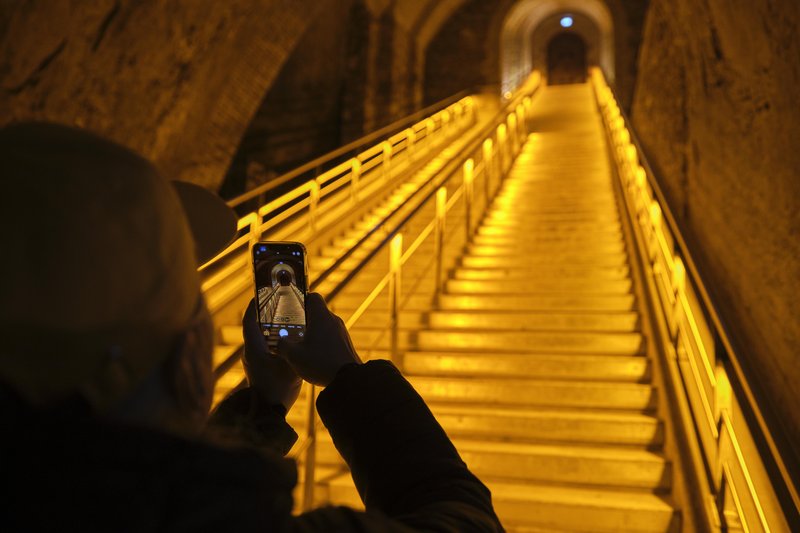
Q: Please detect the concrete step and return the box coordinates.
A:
[348,328,646,356]
[471,233,623,247]
[477,225,622,238]
[483,212,620,224]
[446,278,632,295]
[460,254,627,268]
[309,434,670,490]
[428,405,664,448]
[403,351,649,382]
[321,475,677,532]
[438,293,636,312]
[415,329,644,355]
[428,310,638,331]
[467,241,625,255]
[406,375,657,411]
[287,403,663,449]
[453,265,630,281]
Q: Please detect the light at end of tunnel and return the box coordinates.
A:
[560,16,573,28]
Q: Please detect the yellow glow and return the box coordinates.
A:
[635,166,646,190]
[650,201,661,228]
[390,233,403,273]
[672,257,686,294]
[625,144,637,166]
[497,124,507,144]
[463,158,474,187]
[436,187,447,220]
[483,138,493,157]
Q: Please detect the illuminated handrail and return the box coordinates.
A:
[227,89,472,210]
[591,67,798,532]
[198,94,478,316]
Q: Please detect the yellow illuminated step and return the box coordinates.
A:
[428,309,638,331]
[406,376,657,410]
[438,293,636,312]
[483,212,620,224]
[446,278,632,295]
[322,476,676,532]
[467,240,626,255]
[287,403,663,448]
[428,405,664,447]
[477,224,622,238]
[453,265,630,281]
[461,254,627,268]
[415,329,644,355]
[308,434,670,490]
[403,351,649,381]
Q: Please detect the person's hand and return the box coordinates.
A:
[278,293,362,387]
[242,299,302,411]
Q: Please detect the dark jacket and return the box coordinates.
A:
[1,360,502,531]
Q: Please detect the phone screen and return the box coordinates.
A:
[253,241,307,350]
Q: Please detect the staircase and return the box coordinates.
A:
[299,84,680,531]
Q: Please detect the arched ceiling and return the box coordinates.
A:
[502,0,615,89]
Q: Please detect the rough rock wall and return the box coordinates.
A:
[632,0,800,458]
[0,0,325,190]
[220,0,355,198]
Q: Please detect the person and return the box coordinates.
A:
[0,122,503,532]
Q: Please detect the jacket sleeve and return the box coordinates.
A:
[306,360,503,532]
[206,387,298,456]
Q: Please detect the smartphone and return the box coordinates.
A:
[252,241,308,353]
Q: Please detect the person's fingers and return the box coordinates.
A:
[242,298,268,356]
[277,336,302,364]
[304,292,328,326]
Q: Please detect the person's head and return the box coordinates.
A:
[0,122,236,433]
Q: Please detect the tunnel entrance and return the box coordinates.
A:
[546,32,588,85]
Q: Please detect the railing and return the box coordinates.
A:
[199,93,478,315]
[226,90,472,213]
[295,71,541,510]
[590,67,798,533]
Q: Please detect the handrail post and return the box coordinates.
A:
[483,138,493,202]
[406,128,416,160]
[508,113,518,154]
[497,124,508,175]
[435,187,447,297]
[302,383,317,511]
[309,179,320,235]
[463,159,474,241]
[382,141,393,181]
[389,234,403,369]
[350,159,361,203]
[426,118,435,147]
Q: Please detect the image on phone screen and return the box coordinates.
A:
[253,242,307,348]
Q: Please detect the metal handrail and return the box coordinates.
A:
[226,90,471,210]
[591,68,798,531]
[298,71,542,511]
[198,95,476,289]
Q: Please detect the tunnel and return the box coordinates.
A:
[2,1,798,531]
[546,32,588,84]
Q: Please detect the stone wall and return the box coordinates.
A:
[0,0,325,190]
[220,0,355,198]
[423,0,648,109]
[632,0,800,462]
